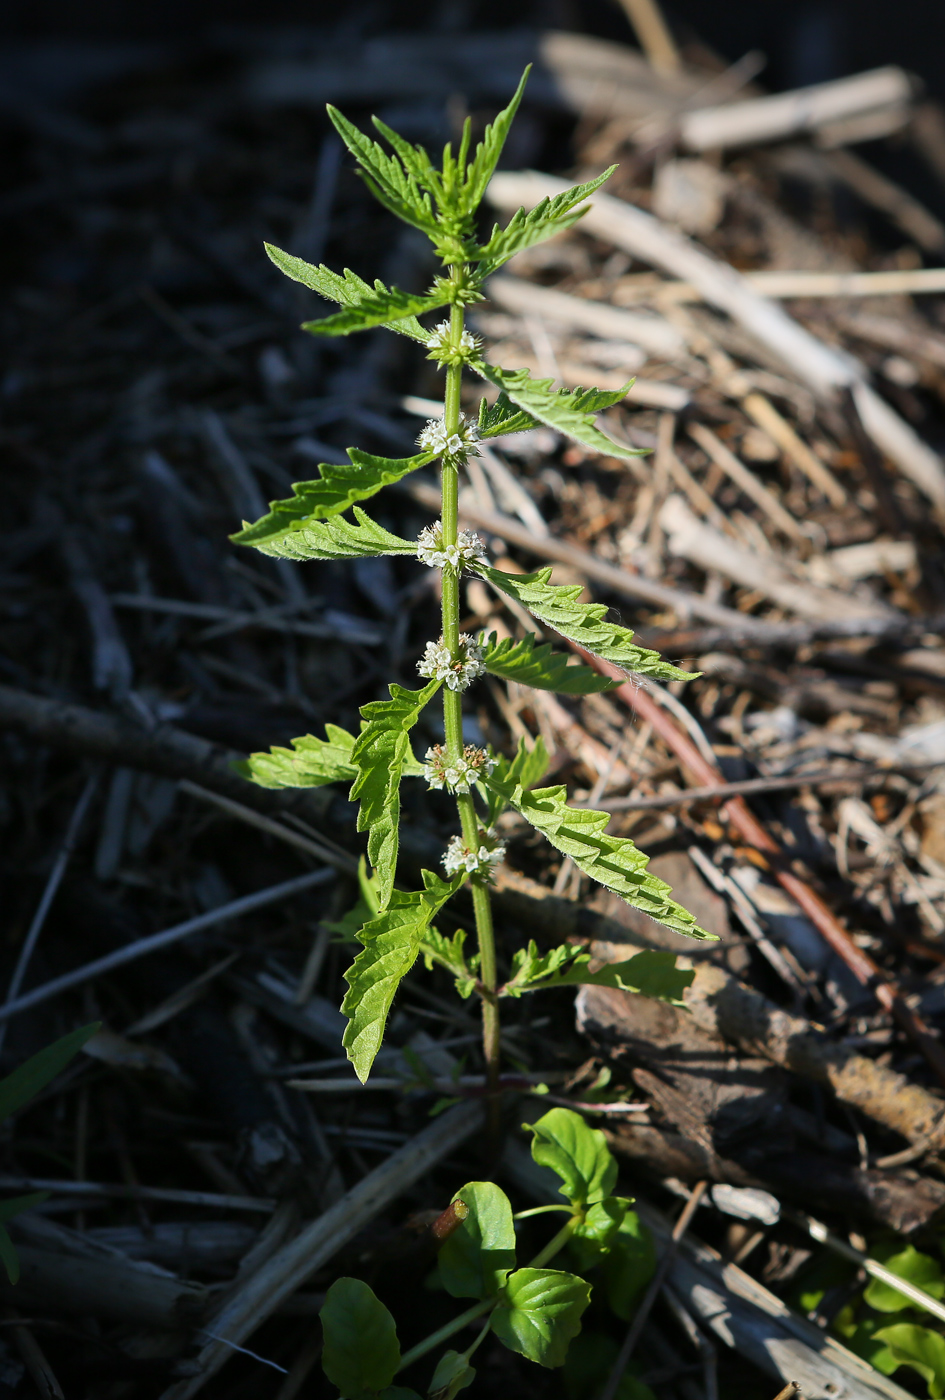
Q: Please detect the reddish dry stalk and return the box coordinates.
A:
[574,645,945,1090]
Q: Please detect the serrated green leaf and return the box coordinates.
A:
[473,563,695,682]
[492,1267,590,1368]
[328,105,440,237]
[429,1349,476,1400]
[477,393,538,439]
[439,1181,517,1300]
[0,1024,99,1125]
[484,735,550,825]
[469,363,643,459]
[342,871,460,1082]
[603,1211,656,1320]
[873,1324,945,1398]
[230,450,434,547]
[476,168,615,275]
[461,68,531,216]
[320,1277,400,1397]
[525,1107,616,1209]
[303,284,448,337]
[351,679,441,907]
[419,927,478,998]
[483,773,712,939]
[865,1246,945,1313]
[481,631,617,695]
[265,245,430,342]
[235,504,416,563]
[501,942,693,1005]
[568,1197,629,1273]
[237,723,357,790]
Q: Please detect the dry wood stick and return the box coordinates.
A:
[591,764,931,811]
[616,0,680,73]
[0,868,335,1028]
[687,421,808,543]
[741,390,847,506]
[160,1100,482,1400]
[576,645,945,1087]
[487,172,945,512]
[600,1182,708,1400]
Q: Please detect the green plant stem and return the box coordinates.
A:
[439,283,502,1139]
[397,1295,494,1373]
[396,1210,580,1374]
[528,1213,580,1269]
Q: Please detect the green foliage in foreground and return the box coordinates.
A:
[318,1109,655,1396]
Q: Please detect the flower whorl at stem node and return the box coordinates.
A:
[416,414,481,462]
[416,521,487,571]
[442,828,507,880]
[417,635,485,692]
[422,743,497,793]
[425,320,481,367]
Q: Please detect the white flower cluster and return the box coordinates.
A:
[416,413,481,461]
[422,743,497,793]
[442,830,507,880]
[416,521,487,571]
[417,634,485,692]
[426,320,480,355]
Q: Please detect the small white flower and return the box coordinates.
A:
[442,830,506,880]
[416,413,481,461]
[417,635,485,692]
[427,320,480,356]
[416,521,487,570]
[422,743,496,793]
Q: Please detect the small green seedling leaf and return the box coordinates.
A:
[351,679,442,907]
[429,1349,476,1399]
[483,774,713,940]
[460,68,531,216]
[438,1181,517,1300]
[603,1212,657,1320]
[872,1324,945,1398]
[419,927,477,999]
[477,393,539,440]
[502,942,693,1005]
[0,1023,99,1125]
[233,505,416,563]
[237,723,357,790]
[230,449,435,548]
[327,106,441,237]
[525,1107,616,1209]
[303,284,449,337]
[865,1246,945,1313]
[481,632,618,695]
[492,1267,590,1367]
[484,735,549,825]
[568,1196,629,1273]
[470,363,643,460]
[342,871,460,1082]
[473,563,695,682]
[320,1277,400,1397]
[476,168,615,274]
